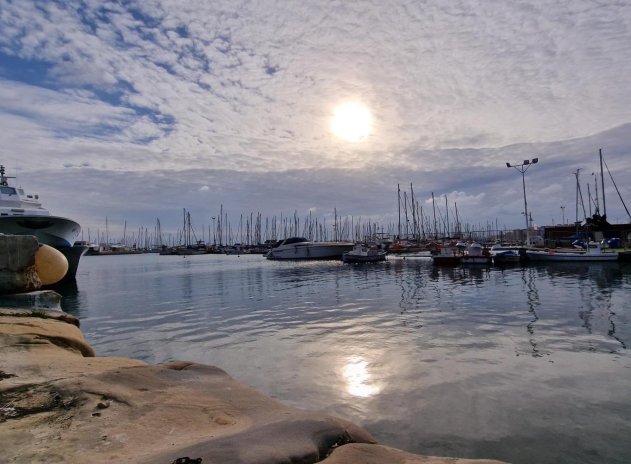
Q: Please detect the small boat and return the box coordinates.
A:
[461,242,492,265]
[224,244,243,255]
[265,237,354,260]
[388,241,429,254]
[431,242,462,266]
[492,249,522,264]
[526,242,618,262]
[343,244,387,263]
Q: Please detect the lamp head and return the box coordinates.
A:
[506,162,511,168]
[532,158,539,164]
[523,160,530,165]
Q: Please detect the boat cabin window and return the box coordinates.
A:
[282,237,309,245]
[0,186,16,195]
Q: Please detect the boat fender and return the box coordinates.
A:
[34,244,69,285]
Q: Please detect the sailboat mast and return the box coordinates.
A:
[445,195,449,238]
[599,148,606,218]
[397,184,401,239]
[432,192,437,239]
[593,174,599,215]
[403,192,409,238]
[410,183,417,241]
[454,202,460,237]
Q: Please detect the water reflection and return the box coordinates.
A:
[342,355,381,398]
[392,261,630,358]
[52,278,83,317]
[533,261,627,287]
[67,254,631,464]
[523,267,544,357]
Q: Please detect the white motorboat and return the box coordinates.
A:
[265,237,354,260]
[342,244,387,263]
[492,249,522,264]
[526,242,618,262]
[0,166,85,278]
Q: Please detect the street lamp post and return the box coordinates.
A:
[506,158,539,246]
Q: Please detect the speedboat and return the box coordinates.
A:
[492,249,522,264]
[526,242,618,262]
[0,165,86,278]
[265,237,354,260]
[342,244,387,263]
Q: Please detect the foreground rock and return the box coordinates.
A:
[0,307,507,464]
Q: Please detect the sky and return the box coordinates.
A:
[1,0,631,243]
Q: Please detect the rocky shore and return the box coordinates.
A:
[0,305,509,464]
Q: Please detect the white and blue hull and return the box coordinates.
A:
[0,215,81,249]
[266,242,354,260]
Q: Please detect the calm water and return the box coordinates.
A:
[58,254,631,464]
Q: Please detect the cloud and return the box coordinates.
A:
[1,0,630,235]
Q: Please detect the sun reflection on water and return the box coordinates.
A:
[342,355,381,398]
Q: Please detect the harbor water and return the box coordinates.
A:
[59,254,631,464]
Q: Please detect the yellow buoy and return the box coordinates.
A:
[34,245,69,285]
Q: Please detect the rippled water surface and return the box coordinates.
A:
[60,254,631,464]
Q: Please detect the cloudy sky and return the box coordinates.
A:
[1,0,630,242]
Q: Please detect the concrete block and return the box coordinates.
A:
[0,234,42,294]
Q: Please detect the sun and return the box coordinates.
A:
[330,102,373,143]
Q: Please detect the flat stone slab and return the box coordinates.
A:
[0,290,63,311]
[0,310,508,464]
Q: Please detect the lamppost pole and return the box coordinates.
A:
[506,157,539,246]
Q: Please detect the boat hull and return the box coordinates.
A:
[58,245,88,279]
[462,256,492,265]
[526,250,618,262]
[266,242,354,260]
[0,215,81,248]
[492,253,522,264]
[432,256,462,266]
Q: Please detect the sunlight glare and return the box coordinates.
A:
[342,356,380,398]
[330,102,373,143]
